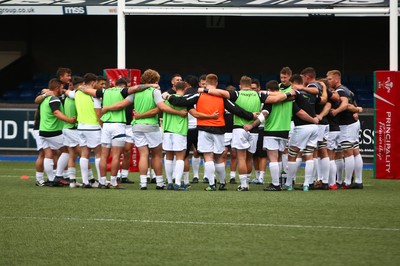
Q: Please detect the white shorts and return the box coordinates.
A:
[125,125,134,144]
[33,130,43,151]
[162,132,187,151]
[40,134,65,150]
[288,124,318,150]
[288,121,295,139]
[317,124,329,142]
[197,130,225,154]
[231,128,258,154]
[327,130,341,150]
[101,123,126,147]
[133,131,162,148]
[263,137,287,152]
[224,132,233,147]
[63,128,80,147]
[339,121,360,144]
[78,129,101,148]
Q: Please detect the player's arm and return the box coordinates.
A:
[223,98,256,121]
[127,84,159,95]
[316,102,331,121]
[199,87,230,99]
[34,89,53,104]
[318,82,328,105]
[164,92,199,107]
[330,96,348,117]
[189,108,219,119]
[243,110,269,131]
[264,89,294,104]
[134,107,159,119]
[77,85,98,97]
[102,96,132,113]
[347,103,363,113]
[295,109,319,124]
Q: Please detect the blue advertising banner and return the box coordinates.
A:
[0,108,36,150]
[0,108,374,157]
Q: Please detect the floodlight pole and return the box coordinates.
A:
[390,0,398,71]
[117,0,126,69]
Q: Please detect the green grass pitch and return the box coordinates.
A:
[0,161,399,266]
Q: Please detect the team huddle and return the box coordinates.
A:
[33,66,364,191]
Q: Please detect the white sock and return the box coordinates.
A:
[239,174,248,188]
[80,158,89,184]
[36,172,44,182]
[121,169,129,178]
[278,162,283,176]
[230,171,236,179]
[164,160,174,184]
[100,176,107,185]
[110,176,117,186]
[269,162,280,186]
[183,172,189,185]
[312,158,318,183]
[44,158,54,181]
[320,157,330,184]
[215,162,226,184]
[255,170,260,179]
[55,153,69,177]
[282,153,288,172]
[304,159,314,187]
[285,161,297,187]
[329,160,337,186]
[88,168,93,179]
[335,158,344,184]
[344,155,355,185]
[173,160,185,185]
[140,175,147,187]
[354,154,363,184]
[259,170,265,183]
[95,157,101,179]
[191,157,201,178]
[67,167,76,179]
[147,168,151,178]
[156,175,164,187]
[204,161,215,186]
[295,157,302,183]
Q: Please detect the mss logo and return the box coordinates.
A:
[63,6,86,15]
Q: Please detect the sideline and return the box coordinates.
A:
[0,216,397,232]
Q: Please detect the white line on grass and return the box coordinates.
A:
[1,216,398,232]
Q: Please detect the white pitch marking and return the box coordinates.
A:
[1,216,398,232]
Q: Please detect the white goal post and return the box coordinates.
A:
[117,0,398,71]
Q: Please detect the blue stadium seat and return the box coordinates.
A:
[218,84,227,90]
[2,90,20,102]
[19,90,36,103]
[17,80,34,91]
[356,92,373,107]
[218,73,231,85]
[33,81,48,94]
[260,74,279,84]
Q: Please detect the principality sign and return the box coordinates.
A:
[374,71,400,179]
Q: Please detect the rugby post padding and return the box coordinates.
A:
[374,71,400,179]
[104,68,141,172]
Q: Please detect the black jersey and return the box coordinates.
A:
[327,94,341,132]
[292,90,316,126]
[312,82,329,125]
[336,85,357,125]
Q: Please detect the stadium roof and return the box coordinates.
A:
[0,0,396,16]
